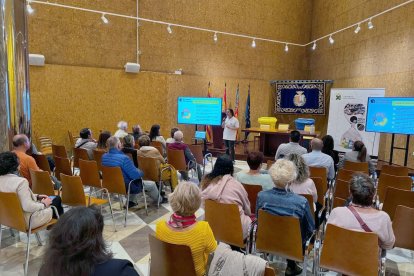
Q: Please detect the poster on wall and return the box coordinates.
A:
[327,88,385,156]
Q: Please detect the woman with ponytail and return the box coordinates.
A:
[339,140,375,175]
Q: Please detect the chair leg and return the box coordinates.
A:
[0,225,2,246]
[24,231,31,276]
[124,193,130,228]
[157,181,163,209]
[35,233,42,246]
[142,189,148,216]
[106,193,117,232]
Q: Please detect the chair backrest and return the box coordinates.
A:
[300,194,315,220]
[334,179,350,200]
[309,166,328,188]
[30,169,55,196]
[148,234,197,276]
[79,159,102,189]
[0,192,28,232]
[343,160,369,173]
[204,200,244,248]
[392,205,414,251]
[333,197,347,209]
[54,156,72,180]
[188,144,204,164]
[256,210,303,261]
[266,160,275,170]
[264,267,276,276]
[241,184,262,214]
[68,130,79,147]
[137,156,160,182]
[101,166,127,195]
[381,164,408,176]
[377,173,412,203]
[167,148,187,171]
[52,144,68,158]
[150,141,163,155]
[336,168,356,182]
[382,187,414,220]
[311,177,326,206]
[37,136,53,155]
[320,223,379,276]
[73,147,90,168]
[60,174,86,206]
[93,149,105,171]
[32,154,51,173]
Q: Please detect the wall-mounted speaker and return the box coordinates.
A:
[29,54,45,66]
[124,62,140,73]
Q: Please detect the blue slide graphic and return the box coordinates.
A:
[177,97,223,126]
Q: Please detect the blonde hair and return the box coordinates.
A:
[268,159,297,188]
[286,153,309,183]
[169,181,201,216]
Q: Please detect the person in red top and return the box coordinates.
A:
[12,134,40,187]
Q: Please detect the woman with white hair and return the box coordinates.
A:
[256,159,314,276]
[114,121,128,139]
[156,181,217,276]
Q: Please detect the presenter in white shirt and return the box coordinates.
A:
[222,109,239,161]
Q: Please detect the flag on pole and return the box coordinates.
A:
[223,83,227,110]
[244,84,251,141]
[234,84,240,118]
[206,82,213,142]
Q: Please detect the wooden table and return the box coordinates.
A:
[242,128,320,157]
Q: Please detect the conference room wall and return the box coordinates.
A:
[309,0,414,167]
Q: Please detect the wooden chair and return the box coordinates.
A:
[204,200,245,248]
[336,168,356,182]
[72,147,90,172]
[60,174,116,231]
[32,154,52,173]
[68,130,79,147]
[101,166,148,226]
[36,136,53,155]
[79,159,102,189]
[242,184,262,214]
[332,197,347,209]
[343,160,369,173]
[380,164,408,176]
[54,156,72,180]
[188,144,212,175]
[254,210,314,273]
[148,234,197,276]
[300,194,315,221]
[52,144,68,158]
[334,179,350,200]
[318,224,380,276]
[311,177,327,207]
[150,141,164,155]
[382,187,414,221]
[266,160,275,170]
[392,205,414,251]
[30,169,58,196]
[309,166,328,189]
[264,267,276,276]
[0,192,58,276]
[377,173,412,203]
[93,149,105,171]
[167,148,195,179]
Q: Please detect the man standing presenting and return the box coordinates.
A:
[222,109,239,162]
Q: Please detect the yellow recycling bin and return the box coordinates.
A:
[258,117,277,130]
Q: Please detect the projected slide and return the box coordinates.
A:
[366,97,414,135]
[177,97,223,126]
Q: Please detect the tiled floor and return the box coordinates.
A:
[1,160,413,275]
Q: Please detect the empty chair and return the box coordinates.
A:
[32,154,51,174]
[148,234,197,276]
[336,168,356,182]
[343,160,369,173]
[93,149,105,171]
[36,136,53,155]
[392,205,414,251]
[30,169,58,196]
[67,130,79,147]
[54,156,72,180]
[188,144,212,175]
[380,164,408,176]
[318,224,380,276]
[0,192,58,276]
[242,184,262,215]
[150,141,164,155]
[382,187,414,221]
[52,144,68,159]
[333,179,350,200]
[79,159,102,189]
[72,147,90,172]
[377,173,412,203]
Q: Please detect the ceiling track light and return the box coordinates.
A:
[26,2,34,14]
[368,19,374,29]
[311,41,317,50]
[213,32,218,43]
[251,39,256,48]
[329,35,334,44]
[101,13,109,24]
[354,23,361,33]
[284,44,289,52]
[167,24,173,34]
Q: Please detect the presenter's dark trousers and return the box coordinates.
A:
[224,139,235,161]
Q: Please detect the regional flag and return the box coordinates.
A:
[234,84,240,118]
[223,83,227,111]
[244,84,251,140]
[206,82,213,142]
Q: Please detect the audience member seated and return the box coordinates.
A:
[327,173,395,251]
[114,121,129,139]
[321,135,339,170]
[302,138,335,180]
[156,182,217,276]
[121,135,138,168]
[235,151,273,191]
[131,124,144,141]
[137,135,178,190]
[39,206,139,276]
[75,128,97,160]
[256,159,314,276]
[201,154,251,238]
[96,131,111,151]
[168,131,202,181]
[286,154,317,205]
[274,130,307,160]
[338,140,375,175]
[101,136,162,208]
[12,134,60,189]
[0,152,63,229]
[166,127,179,144]
[149,124,167,156]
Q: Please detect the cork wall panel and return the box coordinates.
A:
[309,0,414,167]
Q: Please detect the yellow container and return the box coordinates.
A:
[258,117,277,130]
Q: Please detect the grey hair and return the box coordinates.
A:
[122,135,134,147]
[174,130,184,141]
[106,136,121,149]
[117,121,128,130]
[349,173,375,206]
[286,153,309,183]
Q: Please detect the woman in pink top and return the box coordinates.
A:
[327,173,395,250]
[201,155,252,238]
[287,154,317,204]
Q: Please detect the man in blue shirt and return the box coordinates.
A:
[102,136,161,208]
[302,138,335,180]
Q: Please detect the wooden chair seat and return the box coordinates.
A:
[85,196,108,206]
